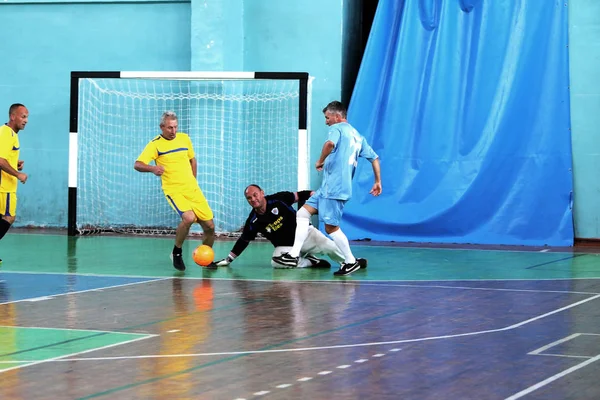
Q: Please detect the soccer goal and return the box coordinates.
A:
[68,71,311,236]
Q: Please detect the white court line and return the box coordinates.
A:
[529,332,600,359]
[0,333,156,373]
[1,294,596,364]
[9,272,591,297]
[350,243,585,255]
[530,333,600,355]
[3,269,600,284]
[0,277,170,306]
[505,353,600,399]
[187,276,600,287]
[529,333,581,355]
[24,296,53,302]
[349,282,600,295]
[532,353,592,359]
[224,276,600,285]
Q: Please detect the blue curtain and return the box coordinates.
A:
[344,0,573,246]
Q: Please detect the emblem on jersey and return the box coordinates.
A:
[271,207,279,215]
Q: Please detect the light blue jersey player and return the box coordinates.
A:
[273,101,382,276]
[320,121,378,202]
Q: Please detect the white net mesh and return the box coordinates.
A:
[76,78,305,235]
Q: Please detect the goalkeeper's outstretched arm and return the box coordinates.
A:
[215,237,251,266]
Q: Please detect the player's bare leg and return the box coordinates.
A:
[198,219,215,247]
[175,210,196,247]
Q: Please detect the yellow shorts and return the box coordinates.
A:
[0,192,16,217]
[165,187,213,221]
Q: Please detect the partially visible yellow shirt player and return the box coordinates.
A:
[0,104,29,265]
[135,111,216,271]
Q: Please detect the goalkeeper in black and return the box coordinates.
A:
[215,184,346,269]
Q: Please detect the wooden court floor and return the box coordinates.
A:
[0,232,599,399]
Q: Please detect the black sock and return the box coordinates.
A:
[172,245,182,255]
[0,219,11,241]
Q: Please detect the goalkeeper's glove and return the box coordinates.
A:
[215,254,235,267]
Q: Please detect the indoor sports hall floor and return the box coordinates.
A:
[0,231,599,399]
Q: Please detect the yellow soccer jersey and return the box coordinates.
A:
[0,124,20,192]
[137,133,197,194]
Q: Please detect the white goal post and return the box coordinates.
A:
[68,71,310,236]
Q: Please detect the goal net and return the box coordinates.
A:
[68,72,310,236]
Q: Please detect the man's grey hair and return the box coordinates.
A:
[322,101,347,118]
[160,111,178,127]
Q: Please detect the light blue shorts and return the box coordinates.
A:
[306,189,347,227]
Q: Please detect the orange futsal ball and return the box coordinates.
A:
[193,245,214,267]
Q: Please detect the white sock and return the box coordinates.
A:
[329,229,355,264]
[290,208,311,257]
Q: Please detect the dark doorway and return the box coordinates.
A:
[342,0,380,107]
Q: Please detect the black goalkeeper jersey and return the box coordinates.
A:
[240,191,299,247]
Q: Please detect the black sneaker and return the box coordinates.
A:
[170,253,186,271]
[204,262,218,270]
[357,258,367,269]
[333,260,361,276]
[305,254,331,268]
[272,252,299,268]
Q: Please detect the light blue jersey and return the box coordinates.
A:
[320,122,378,200]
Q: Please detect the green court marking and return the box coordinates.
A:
[1,234,600,281]
[0,326,152,371]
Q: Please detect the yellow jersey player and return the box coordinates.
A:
[135,111,216,271]
[0,104,29,264]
